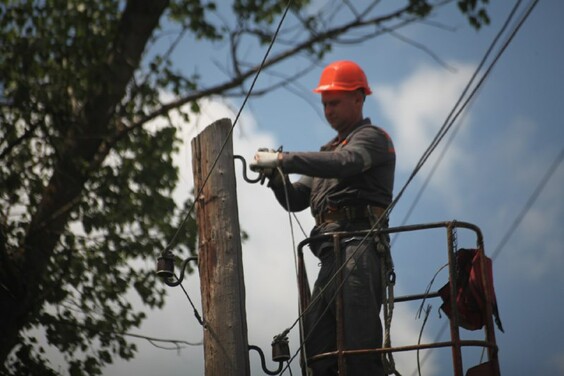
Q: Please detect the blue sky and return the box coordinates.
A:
[103,1,564,375]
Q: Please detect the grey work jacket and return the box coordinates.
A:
[272,118,395,232]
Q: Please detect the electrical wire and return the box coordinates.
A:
[491,147,563,260]
[392,0,535,222]
[162,0,294,255]
[162,0,546,372]
[158,0,294,337]
[406,1,543,374]
[278,0,542,372]
[393,0,524,238]
[149,5,296,371]
[409,146,561,376]
[152,2,298,373]
[176,274,205,327]
[277,212,391,374]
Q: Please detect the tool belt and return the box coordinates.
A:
[314,205,386,226]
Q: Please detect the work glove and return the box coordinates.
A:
[250,148,281,172]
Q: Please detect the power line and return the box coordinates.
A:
[392,0,538,219]
[281,0,547,372]
[407,1,542,374]
[157,0,294,350]
[409,146,561,376]
[394,0,525,232]
[277,0,542,372]
[163,0,294,255]
[491,147,563,261]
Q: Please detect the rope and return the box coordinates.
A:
[377,233,401,376]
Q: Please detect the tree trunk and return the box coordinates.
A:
[0,0,169,363]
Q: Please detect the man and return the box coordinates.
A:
[251,60,395,375]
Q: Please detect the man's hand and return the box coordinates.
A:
[250,149,280,171]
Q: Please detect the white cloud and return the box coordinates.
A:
[373,63,477,213]
[373,62,564,283]
[374,63,475,173]
[458,114,564,281]
[497,153,564,280]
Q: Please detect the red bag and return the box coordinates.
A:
[439,248,503,332]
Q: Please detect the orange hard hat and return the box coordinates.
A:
[313,60,372,95]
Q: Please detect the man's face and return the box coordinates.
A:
[321,90,363,134]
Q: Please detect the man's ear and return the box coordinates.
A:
[355,89,365,106]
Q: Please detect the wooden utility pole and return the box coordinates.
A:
[191,118,250,376]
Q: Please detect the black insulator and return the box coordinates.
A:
[272,335,290,362]
[156,251,175,279]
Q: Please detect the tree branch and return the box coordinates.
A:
[108,2,427,145]
[0,123,40,160]
[0,0,172,363]
[64,320,203,348]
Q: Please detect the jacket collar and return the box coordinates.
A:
[322,118,371,150]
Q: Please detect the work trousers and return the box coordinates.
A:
[304,235,385,376]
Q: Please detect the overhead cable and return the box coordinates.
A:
[395,0,525,233]
[491,147,563,261]
[157,0,294,342]
[408,1,542,374]
[279,0,542,372]
[163,0,294,254]
[392,0,539,219]
[410,145,560,376]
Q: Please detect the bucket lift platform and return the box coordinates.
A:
[296,220,501,376]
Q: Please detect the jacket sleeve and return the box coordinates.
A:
[280,126,394,179]
[271,175,312,212]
